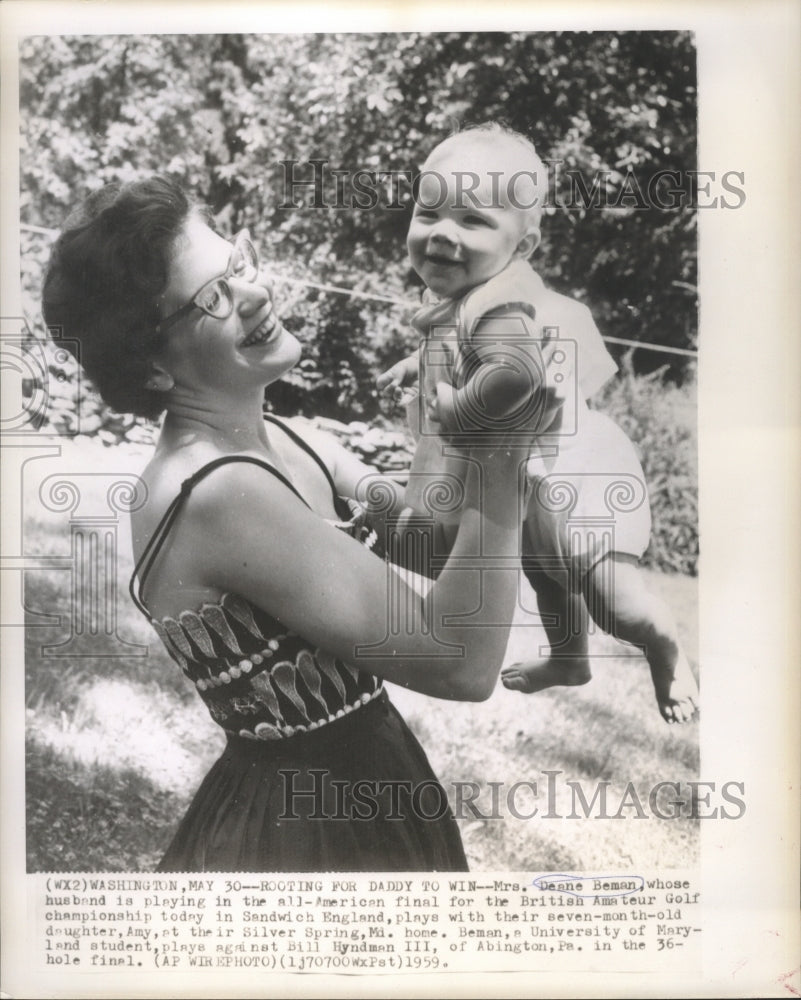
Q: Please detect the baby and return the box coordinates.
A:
[378,124,698,724]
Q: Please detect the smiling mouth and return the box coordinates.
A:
[425,254,462,267]
[241,309,279,348]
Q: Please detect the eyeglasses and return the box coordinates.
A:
[156,230,260,334]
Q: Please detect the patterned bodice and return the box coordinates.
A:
[129,418,383,741]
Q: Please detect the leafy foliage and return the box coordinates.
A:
[21,31,696,422]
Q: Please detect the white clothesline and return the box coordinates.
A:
[21,223,698,360]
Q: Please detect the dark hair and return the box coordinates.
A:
[42,175,193,419]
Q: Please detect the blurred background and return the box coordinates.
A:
[19,31,700,871]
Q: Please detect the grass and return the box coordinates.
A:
[23,435,699,872]
[26,739,179,872]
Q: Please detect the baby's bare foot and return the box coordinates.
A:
[650,649,699,724]
[501,657,592,694]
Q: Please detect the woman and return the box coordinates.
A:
[42,175,533,872]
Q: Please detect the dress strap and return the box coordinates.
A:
[128,455,310,620]
[263,413,338,500]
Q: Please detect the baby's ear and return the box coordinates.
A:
[515,227,541,260]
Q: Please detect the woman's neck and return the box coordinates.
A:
[159,389,271,454]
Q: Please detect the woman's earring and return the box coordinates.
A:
[146,372,174,392]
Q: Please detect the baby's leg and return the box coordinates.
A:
[501,561,592,693]
[583,553,698,723]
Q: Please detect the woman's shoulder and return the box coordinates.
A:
[133,444,291,552]
[138,444,227,516]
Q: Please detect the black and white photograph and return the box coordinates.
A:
[1,2,798,997]
[20,27,703,873]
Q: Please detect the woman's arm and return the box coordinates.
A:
[182,444,528,702]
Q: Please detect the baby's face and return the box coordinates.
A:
[407,142,540,300]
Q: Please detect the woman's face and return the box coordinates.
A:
[154,215,301,396]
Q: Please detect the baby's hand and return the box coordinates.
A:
[376,360,408,394]
[376,354,418,403]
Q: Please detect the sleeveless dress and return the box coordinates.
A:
[129,416,468,872]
